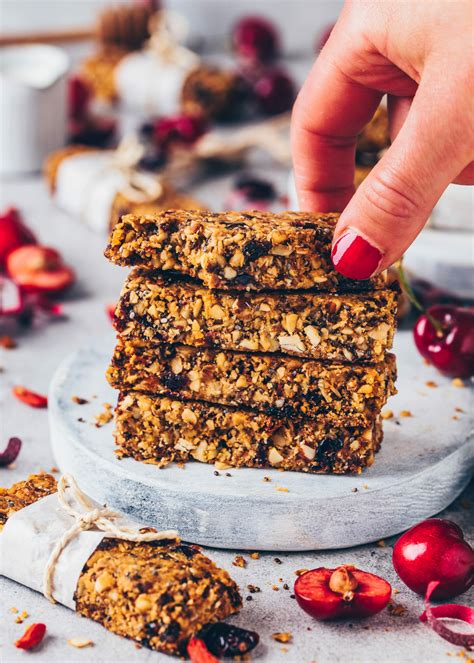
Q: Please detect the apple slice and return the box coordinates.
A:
[294,566,392,620]
[7,246,74,294]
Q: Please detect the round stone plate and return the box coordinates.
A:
[49,331,473,551]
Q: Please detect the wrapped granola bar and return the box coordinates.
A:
[0,474,241,656]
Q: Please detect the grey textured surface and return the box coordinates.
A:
[49,333,473,550]
[1,174,473,663]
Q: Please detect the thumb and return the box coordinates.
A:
[331,76,473,280]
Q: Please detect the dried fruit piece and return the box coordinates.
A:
[187,637,219,663]
[7,245,74,294]
[393,518,474,599]
[294,566,391,620]
[0,437,22,466]
[200,622,259,657]
[12,386,48,409]
[15,623,46,650]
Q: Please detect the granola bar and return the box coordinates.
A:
[114,392,383,474]
[181,65,243,121]
[114,272,397,362]
[105,210,387,291]
[107,338,396,423]
[0,474,241,656]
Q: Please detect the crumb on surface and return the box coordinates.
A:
[272,632,292,644]
[68,638,94,648]
[276,487,289,493]
[233,555,247,568]
[376,539,386,547]
[425,381,438,388]
[452,378,465,388]
[399,410,412,418]
[0,335,17,349]
[72,395,89,405]
[94,403,113,427]
[250,552,260,560]
[295,569,309,576]
[381,409,393,420]
[388,599,407,616]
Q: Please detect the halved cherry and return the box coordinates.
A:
[294,566,392,620]
[0,207,36,268]
[7,245,74,294]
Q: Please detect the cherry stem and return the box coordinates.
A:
[396,260,444,336]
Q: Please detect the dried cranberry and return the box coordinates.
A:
[201,622,259,657]
[0,437,22,466]
[68,75,90,119]
[161,372,190,392]
[316,437,343,462]
[243,239,271,262]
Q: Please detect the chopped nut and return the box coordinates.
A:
[284,313,299,335]
[304,325,321,347]
[268,447,284,466]
[210,304,224,320]
[135,594,152,613]
[381,409,393,420]
[278,334,305,354]
[223,266,237,280]
[94,571,115,593]
[272,632,292,643]
[170,356,183,374]
[250,552,260,560]
[181,408,197,424]
[68,638,94,648]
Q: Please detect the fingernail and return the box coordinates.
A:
[331,229,383,280]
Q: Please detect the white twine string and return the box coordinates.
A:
[147,9,199,68]
[110,135,165,203]
[43,474,179,604]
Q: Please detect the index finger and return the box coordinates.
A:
[291,45,382,212]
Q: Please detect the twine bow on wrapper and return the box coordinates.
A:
[111,135,165,204]
[43,474,179,604]
[147,9,199,68]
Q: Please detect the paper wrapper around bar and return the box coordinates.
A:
[0,492,141,610]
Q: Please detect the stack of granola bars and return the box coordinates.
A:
[105,210,397,474]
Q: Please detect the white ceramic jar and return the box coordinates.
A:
[0,44,69,175]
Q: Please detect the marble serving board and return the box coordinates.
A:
[48,331,473,551]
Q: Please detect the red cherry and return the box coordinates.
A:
[7,245,75,294]
[153,114,207,149]
[414,305,474,378]
[393,518,474,600]
[253,69,295,115]
[68,75,91,119]
[294,566,392,620]
[232,16,280,64]
[0,208,36,269]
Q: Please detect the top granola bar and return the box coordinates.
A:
[105,210,387,291]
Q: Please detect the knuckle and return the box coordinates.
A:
[363,167,421,224]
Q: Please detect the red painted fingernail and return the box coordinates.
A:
[331,229,383,280]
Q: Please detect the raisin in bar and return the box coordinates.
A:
[0,474,241,657]
[115,393,383,474]
[108,338,396,424]
[105,210,387,291]
[114,272,397,363]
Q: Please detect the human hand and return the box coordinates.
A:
[292,0,474,279]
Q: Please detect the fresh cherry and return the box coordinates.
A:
[414,305,474,378]
[393,518,474,600]
[232,16,280,64]
[153,114,207,150]
[68,75,90,119]
[294,566,392,620]
[0,208,37,269]
[7,245,75,294]
[253,69,295,116]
